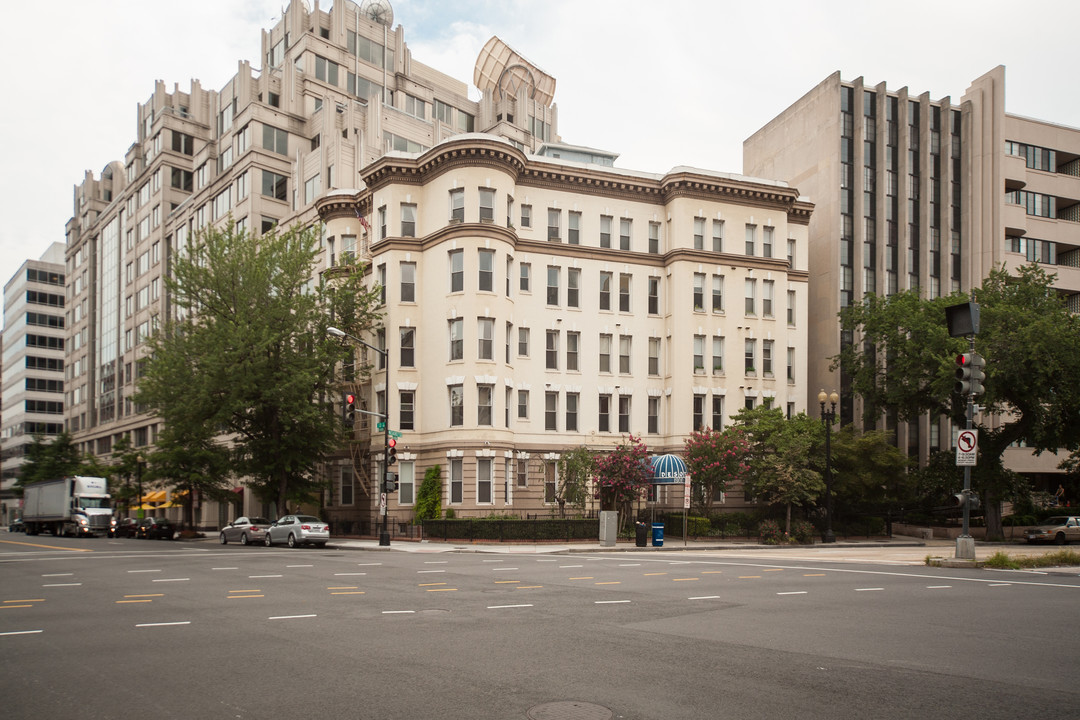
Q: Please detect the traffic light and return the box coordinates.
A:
[954,353,986,395]
[384,472,398,493]
[950,492,981,511]
[344,393,357,424]
[386,437,398,466]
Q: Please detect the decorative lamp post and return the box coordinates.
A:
[818,389,839,544]
[328,326,391,547]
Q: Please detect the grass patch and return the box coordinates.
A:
[983,549,1080,569]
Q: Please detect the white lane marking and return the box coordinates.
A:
[41,573,73,577]
[491,568,519,572]
[268,614,316,620]
[0,630,43,636]
[988,583,1011,587]
[618,563,641,567]
[926,585,952,589]
[42,583,81,587]
[424,561,449,564]
[286,564,313,568]
[334,572,366,576]
[382,610,415,615]
[211,567,239,571]
[536,559,557,562]
[688,596,721,600]
[136,621,191,628]
[356,563,382,566]
[487,604,533,609]
[417,570,445,574]
[559,565,583,569]
[248,575,282,578]
[152,578,190,583]
[128,569,162,573]
[482,559,504,563]
[595,600,631,604]
[855,587,884,592]
[777,591,808,596]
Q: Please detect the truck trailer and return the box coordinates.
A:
[22,476,112,537]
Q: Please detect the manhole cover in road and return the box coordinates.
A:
[526,701,613,720]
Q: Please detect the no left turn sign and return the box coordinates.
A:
[956,429,978,466]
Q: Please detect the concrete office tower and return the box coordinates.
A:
[744,66,1079,487]
[1,243,67,524]
[64,0,812,529]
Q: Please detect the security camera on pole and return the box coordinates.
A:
[945,302,983,561]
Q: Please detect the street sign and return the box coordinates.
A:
[389,430,402,439]
[377,421,386,431]
[683,474,691,510]
[956,429,978,466]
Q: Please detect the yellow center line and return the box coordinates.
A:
[516,585,543,589]
[331,591,366,595]
[0,539,93,552]
[644,572,667,576]
[327,586,358,590]
[4,599,45,603]
[702,571,723,575]
[227,594,265,599]
[494,580,520,584]
[672,578,699,582]
[123,594,164,598]
[419,582,446,587]
[764,569,784,572]
[569,577,594,580]
[1,604,34,609]
[116,600,154,604]
[595,581,621,585]
[739,576,761,579]
[228,589,262,593]
[804,573,826,577]
[426,588,457,592]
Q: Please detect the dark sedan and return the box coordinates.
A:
[109,517,139,538]
[137,517,176,540]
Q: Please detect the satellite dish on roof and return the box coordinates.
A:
[359,0,393,27]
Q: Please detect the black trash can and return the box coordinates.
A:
[651,523,665,547]
[635,522,648,548]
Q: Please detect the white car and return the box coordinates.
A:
[219,516,272,545]
[264,515,330,548]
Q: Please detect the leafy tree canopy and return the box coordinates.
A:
[683,427,750,512]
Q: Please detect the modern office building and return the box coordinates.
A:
[744,66,1080,486]
[1,243,67,524]
[65,0,812,530]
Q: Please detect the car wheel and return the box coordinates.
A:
[287,533,298,549]
[1056,532,1067,545]
[264,533,273,547]
[240,533,249,546]
[219,533,228,545]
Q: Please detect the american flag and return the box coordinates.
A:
[355,206,370,233]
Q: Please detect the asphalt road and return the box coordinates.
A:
[2,534,1078,720]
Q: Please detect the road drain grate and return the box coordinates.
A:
[526,701,614,720]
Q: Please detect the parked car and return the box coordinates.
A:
[1024,516,1080,545]
[219,516,272,546]
[109,517,139,538]
[137,517,176,540]
[8,518,25,533]
[264,515,329,548]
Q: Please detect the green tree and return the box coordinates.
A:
[108,435,141,513]
[837,264,1080,538]
[734,406,823,534]
[134,221,381,517]
[683,427,751,512]
[17,432,102,488]
[414,465,443,522]
[829,427,913,515]
[593,434,653,529]
[145,424,232,530]
[556,446,594,517]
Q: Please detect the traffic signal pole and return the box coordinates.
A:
[956,334,977,561]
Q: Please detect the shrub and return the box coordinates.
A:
[444,507,455,519]
[758,518,784,545]
[790,519,815,545]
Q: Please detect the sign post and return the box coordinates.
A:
[956,429,978,467]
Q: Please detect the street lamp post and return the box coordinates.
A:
[818,389,839,544]
[135,454,145,520]
[328,326,391,547]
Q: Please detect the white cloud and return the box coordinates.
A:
[2,0,1077,296]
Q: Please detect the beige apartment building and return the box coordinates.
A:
[64,0,811,530]
[744,66,1080,488]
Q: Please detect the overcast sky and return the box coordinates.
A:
[2,0,1077,299]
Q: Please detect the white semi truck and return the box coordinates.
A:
[22,476,112,537]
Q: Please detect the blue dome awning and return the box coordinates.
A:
[650,454,687,484]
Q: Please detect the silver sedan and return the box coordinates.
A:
[264,515,330,548]
[219,516,273,546]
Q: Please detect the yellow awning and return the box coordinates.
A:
[139,490,166,504]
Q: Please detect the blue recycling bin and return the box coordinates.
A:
[651,523,664,547]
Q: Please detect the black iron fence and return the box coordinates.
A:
[421,518,597,542]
